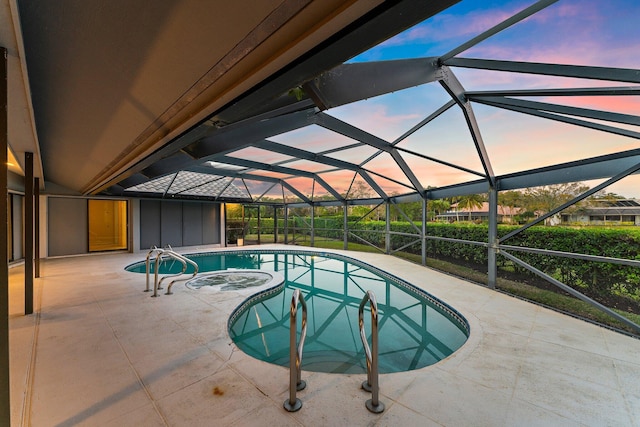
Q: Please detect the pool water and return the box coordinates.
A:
[126,250,469,374]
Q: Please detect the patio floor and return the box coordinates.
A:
[8,245,640,426]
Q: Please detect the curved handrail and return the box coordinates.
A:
[153,251,182,297]
[157,255,187,294]
[165,251,199,295]
[149,247,200,297]
[283,289,307,412]
[359,290,384,414]
[145,247,164,292]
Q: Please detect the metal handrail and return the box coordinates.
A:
[144,247,164,292]
[152,251,184,297]
[147,246,200,297]
[283,289,307,412]
[359,290,384,414]
[165,251,199,295]
[152,250,183,295]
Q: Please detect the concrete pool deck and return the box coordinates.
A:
[8,244,640,426]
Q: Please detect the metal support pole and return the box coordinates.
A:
[34,177,40,278]
[241,205,245,244]
[223,204,228,247]
[422,196,427,266]
[310,204,315,247]
[343,201,348,250]
[488,186,498,289]
[0,45,10,423]
[284,205,289,245]
[273,206,278,243]
[385,202,390,254]
[257,206,261,245]
[25,152,34,314]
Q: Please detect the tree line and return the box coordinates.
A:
[227,180,630,224]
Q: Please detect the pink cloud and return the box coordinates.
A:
[380,4,524,47]
[327,102,424,141]
[526,2,587,24]
[460,1,640,69]
[283,176,315,196]
[476,107,640,176]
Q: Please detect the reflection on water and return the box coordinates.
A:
[227,253,469,374]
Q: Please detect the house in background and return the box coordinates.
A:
[561,200,640,226]
[436,202,522,224]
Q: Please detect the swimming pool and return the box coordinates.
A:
[126,249,469,374]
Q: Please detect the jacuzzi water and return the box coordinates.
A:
[126,250,469,374]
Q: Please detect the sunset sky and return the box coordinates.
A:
[278,0,640,199]
[139,0,640,202]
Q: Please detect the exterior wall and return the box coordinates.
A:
[10,193,23,261]
[562,213,640,226]
[139,200,221,250]
[43,197,223,257]
[47,197,88,256]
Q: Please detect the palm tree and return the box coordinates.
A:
[427,199,450,221]
[455,194,485,221]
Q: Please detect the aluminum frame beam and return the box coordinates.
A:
[117,108,317,187]
[212,0,458,124]
[303,58,442,110]
[251,139,389,199]
[199,167,313,205]
[465,86,640,97]
[185,108,317,160]
[444,58,640,84]
[212,155,344,201]
[469,96,640,142]
[471,96,640,127]
[120,147,640,208]
[105,0,640,211]
[439,66,495,185]
[316,112,424,193]
[391,99,456,146]
[497,150,640,191]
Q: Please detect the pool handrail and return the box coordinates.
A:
[164,251,199,295]
[144,246,164,292]
[154,251,189,296]
[283,289,307,412]
[359,290,384,414]
[147,246,200,297]
[152,251,176,297]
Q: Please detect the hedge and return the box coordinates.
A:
[243,217,640,303]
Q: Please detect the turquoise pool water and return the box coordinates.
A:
[126,250,469,374]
